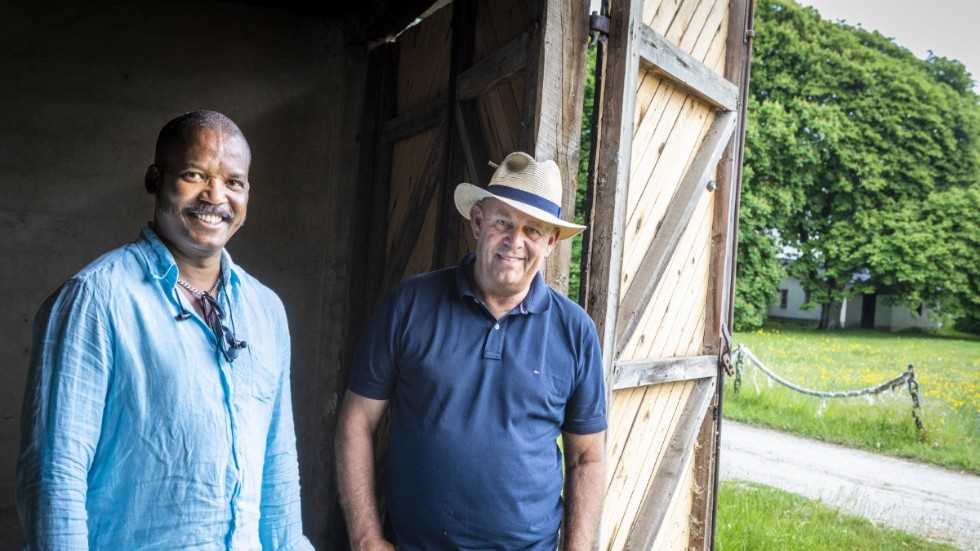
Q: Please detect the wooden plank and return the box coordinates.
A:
[689,392,719,550]
[381,126,449,292]
[636,193,713,358]
[652,450,696,549]
[622,97,712,290]
[687,0,728,63]
[584,0,643,406]
[643,0,673,31]
[662,0,702,45]
[396,3,452,114]
[636,184,711,359]
[705,0,750,357]
[605,386,650,490]
[381,100,446,143]
[620,104,712,314]
[656,196,714,357]
[705,1,756,548]
[518,0,589,296]
[605,382,682,550]
[613,355,717,390]
[456,32,529,100]
[615,110,736,356]
[625,191,711,359]
[625,376,717,550]
[609,381,691,551]
[638,23,738,112]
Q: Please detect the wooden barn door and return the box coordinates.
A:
[349,0,591,331]
[345,0,592,537]
[581,0,755,549]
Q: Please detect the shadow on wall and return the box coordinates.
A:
[0,0,359,548]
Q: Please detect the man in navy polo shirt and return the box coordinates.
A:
[336,152,607,551]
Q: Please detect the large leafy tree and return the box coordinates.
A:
[736,0,980,329]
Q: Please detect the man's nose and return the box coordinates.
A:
[200,177,227,203]
[503,226,524,248]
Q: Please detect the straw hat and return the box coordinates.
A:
[454,152,586,240]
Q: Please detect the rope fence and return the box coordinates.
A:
[731,345,926,438]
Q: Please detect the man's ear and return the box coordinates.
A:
[144,165,162,194]
[544,227,560,257]
[469,203,484,239]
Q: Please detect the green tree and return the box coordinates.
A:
[736,0,980,329]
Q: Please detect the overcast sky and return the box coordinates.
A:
[798,0,977,81]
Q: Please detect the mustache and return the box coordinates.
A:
[185,204,233,221]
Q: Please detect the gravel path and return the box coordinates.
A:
[719,420,980,550]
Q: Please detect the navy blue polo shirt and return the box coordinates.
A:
[350,253,607,550]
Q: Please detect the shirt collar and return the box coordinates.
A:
[135,224,241,289]
[454,252,550,314]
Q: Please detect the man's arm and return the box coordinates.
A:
[258,340,314,551]
[560,431,606,551]
[17,281,111,549]
[335,390,395,551]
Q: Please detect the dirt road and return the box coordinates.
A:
[719,420,980,550]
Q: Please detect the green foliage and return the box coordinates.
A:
[735,0,980,329]
[729,324,980,474]
[717,481,961,550]
[568,47,597,302]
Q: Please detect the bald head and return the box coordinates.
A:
[154,110,251,168]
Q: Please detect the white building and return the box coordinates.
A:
[768,276,940,331]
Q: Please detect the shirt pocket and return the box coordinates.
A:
[245,346,280,402]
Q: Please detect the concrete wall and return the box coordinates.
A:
[0,0,363,547]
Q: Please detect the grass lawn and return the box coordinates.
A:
[716,480,961,550]
[725,322,979,474]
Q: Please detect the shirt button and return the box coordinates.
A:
[495,324,500,330]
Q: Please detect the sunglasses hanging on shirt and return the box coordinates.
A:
[174,278,247,362]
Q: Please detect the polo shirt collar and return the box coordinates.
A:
[454,252,551,314]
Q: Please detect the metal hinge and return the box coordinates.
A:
[589,12,610,45]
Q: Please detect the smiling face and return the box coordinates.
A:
[470,198,560,304]
[147,126,250,266]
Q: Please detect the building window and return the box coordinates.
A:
[779,289,788,309]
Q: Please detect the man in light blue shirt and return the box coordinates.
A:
[16,110,314,550]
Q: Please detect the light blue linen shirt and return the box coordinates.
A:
[17,226,313,550]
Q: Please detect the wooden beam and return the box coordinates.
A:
[358,0,445,45]
[688,391,719,551]
[638,23,739,112]
[435,0,478,269]
[586,0,642,397]
[612,355,717,390]
[707,2,757,548]
[706,0,754,356]
[381,100,447,144]
[519,0,590,296]
[625,376,717,550]
[455,32,529,100]
[615,110,737,356]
